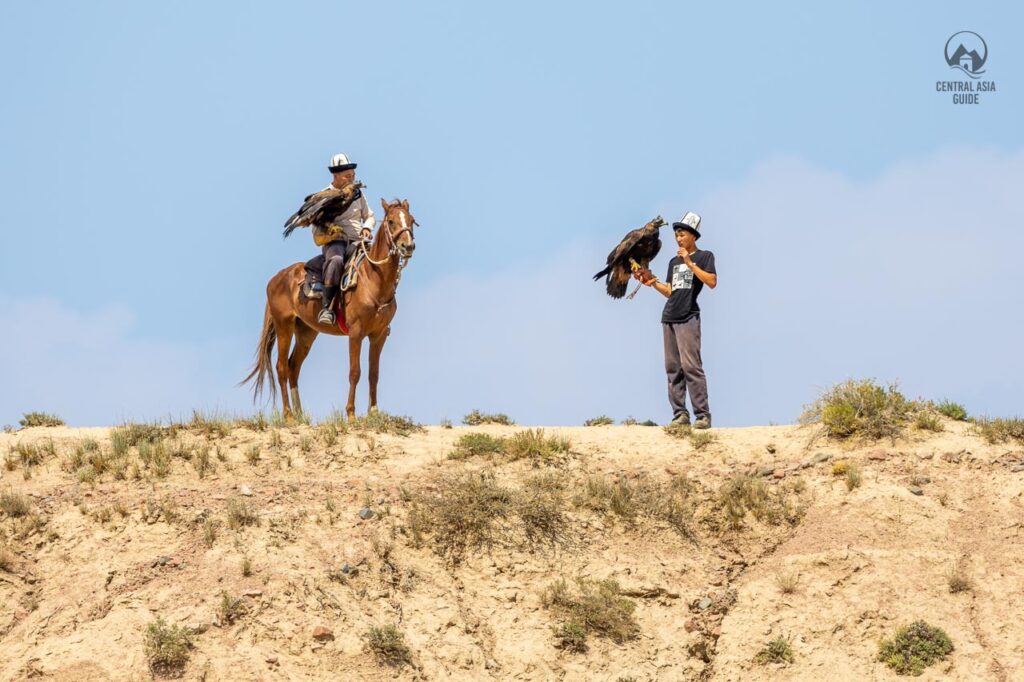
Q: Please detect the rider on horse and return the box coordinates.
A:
[313,153,376,325]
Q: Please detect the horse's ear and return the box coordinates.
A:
[380,197,390,212]
[401,199,409,210]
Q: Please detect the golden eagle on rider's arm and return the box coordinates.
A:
[592,215,665,298]
[282,181,365,238]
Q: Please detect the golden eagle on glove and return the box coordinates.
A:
[282,181,365,239]
[593,215,665,299]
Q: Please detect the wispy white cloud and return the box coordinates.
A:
[4,147,1022,427]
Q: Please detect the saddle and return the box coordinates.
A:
[301,244,367,298]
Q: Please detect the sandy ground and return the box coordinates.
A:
[1,418,1022,681]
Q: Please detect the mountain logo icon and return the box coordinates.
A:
[945,31,987,78]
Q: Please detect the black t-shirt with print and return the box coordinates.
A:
[661,250,716,324]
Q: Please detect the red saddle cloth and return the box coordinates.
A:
[335,297,349,335]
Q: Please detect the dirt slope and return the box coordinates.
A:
[1,419,1022,681]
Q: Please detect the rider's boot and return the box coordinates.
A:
[318,286,338,325]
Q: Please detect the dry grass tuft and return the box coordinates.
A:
[754,636,795,665]
[365,624,413,667]
[584,415,614,426]
[448,432,505,460]
[462,409,514,426]
[504,429,571,464]
[947,560,972,594]
[718,475,805,529]
[0,545,15,571]
[542,578,639,648]
[774,570,800,595]
[226,498,259,529]
[347,410,423,436]
[973,417,1024,444]
[1,490,32,517]
[844,463,863,491]
[217,591,247,624]
[144,616,193,675]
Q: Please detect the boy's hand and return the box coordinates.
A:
[634,267,655,285]
[360,228,372,239]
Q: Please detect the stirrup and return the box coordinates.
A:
[318,308,336,325]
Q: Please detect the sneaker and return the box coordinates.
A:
[317,308,336,326]
[671,413,691,426]
[693,416,711,430]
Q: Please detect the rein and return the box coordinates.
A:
[355,207,415,308]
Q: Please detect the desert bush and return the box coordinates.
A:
[144,616,193,675]
[877,621,954,676]
[448,432,505,460]
[845,463,863,491]
[226,498,259,529]
[217,591,247,624]
[935,400,968,422]
[973,417,1024,444]
[365,624,413,667]
[801,379,912,441]
[0,490,31,517]
[622,417,657,426]
[517,472,571,549]
[542,578,639,647]
[554,621,588,652]
[19,412,64,428]
[718,475,804,529]
[504,429,571,464]
[754,636,795,664]
[630,474,698,540]
[691,430,717,450]
[584,415,614,426]
[462,409,514,426]
[407,471,514,561]
[914,410,944,433]
[947,561,972,594]
[347,410,422,436]
[831,460,850,476]
[576,475,637,521]
[202,518,218,547]
[244,445,261,465]
[13,442,45,468]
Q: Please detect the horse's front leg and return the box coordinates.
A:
[367,331,388,414]
[346,335,363,420]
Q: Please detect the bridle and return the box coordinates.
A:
[358,204,416,281]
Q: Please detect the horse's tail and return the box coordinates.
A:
[239,303,277,403]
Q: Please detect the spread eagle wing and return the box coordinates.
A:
[592,215,665,298]
[282,181,365,238]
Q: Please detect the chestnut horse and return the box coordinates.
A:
[242,198,416,420]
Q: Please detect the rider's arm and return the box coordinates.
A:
[360,195,375,238]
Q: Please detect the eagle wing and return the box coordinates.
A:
[282,182,365,238]
[593,216,665,299]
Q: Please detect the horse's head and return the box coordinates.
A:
[380,198,417,259]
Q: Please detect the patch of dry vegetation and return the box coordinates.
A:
[753,636,795,665]
[448,429,571,464]
[462,409,514,426]
[1,489,32,517]
[542,578,639,650]
[19,412,64,428]
[973,417,1024,444]
[144,616,193,676]
[365,624,413,667]
[406,470,570,562]
[226,498,259,529]
[718,475,805,530]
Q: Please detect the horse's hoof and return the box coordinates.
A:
[368,406,379,415]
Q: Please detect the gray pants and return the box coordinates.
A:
[663,317,710,422]
[322,240,353,287]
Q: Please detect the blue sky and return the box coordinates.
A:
[1,2,1022,426]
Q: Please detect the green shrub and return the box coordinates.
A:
[935,400,968,422]
[914,410,944,432]
[584,415,614,426]
[877,621,953,676]
[754,636,795,664]
[462,409,514,426]
[622,417,657,426]
[365,624,413,667]
[144,616,192,675]
[973,417,1024,444]
[801,379,912,441]
[448,432,505,460]
[504,429,571,463]
[19,412,64,428]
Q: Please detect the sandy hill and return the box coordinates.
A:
[1,417,1022,681]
